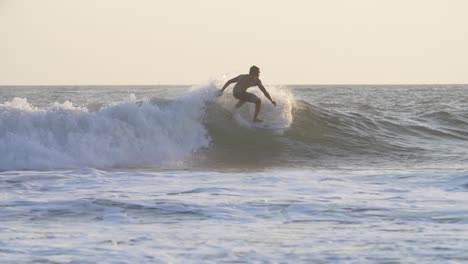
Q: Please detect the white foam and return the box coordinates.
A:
[216,83,295,130]
[0,83,218,171]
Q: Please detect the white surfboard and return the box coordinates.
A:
[233,112,289,130]
[248,120,279,129]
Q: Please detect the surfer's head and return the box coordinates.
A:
[249,65,260,77]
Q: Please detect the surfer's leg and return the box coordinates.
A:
[253,99,262,122]
[241,93,262,122]
[235,100,246,108]
[234,92,262,122]
[233,92,247,109]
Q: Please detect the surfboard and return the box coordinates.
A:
[233,112,289,130]
[254,122,290,131]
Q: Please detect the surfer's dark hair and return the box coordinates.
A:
[249,65,260,75]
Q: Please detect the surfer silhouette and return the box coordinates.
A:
[218,66,277,122]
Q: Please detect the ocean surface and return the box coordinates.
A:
[1,82,468,263]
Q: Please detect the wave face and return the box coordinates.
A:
[1,84,468,170]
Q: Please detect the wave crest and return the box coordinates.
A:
[0,84,217,170]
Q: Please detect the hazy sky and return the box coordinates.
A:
[1,0,467,85]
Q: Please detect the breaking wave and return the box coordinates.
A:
[1,83,467,170]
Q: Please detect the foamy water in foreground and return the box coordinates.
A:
[1,84,468,263]
[2,169,468,263]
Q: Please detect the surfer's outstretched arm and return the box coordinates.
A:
[218,76,239,96]
[258,80,277,106]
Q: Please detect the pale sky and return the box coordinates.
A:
[1,0,468,85]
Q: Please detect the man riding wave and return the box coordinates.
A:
[218,66,276,122]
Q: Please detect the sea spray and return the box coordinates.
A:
[0,83,219,170]
[215,84,295,130]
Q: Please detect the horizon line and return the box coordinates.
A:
[1,83,468,87]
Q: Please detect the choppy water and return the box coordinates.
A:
[1,83,468,263]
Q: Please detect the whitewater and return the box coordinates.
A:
[1,83,468,263]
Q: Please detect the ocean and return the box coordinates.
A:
[1,82,468,263]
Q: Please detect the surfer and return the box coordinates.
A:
[218,66,277,122]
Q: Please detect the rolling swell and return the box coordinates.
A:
[201,100,411,168]
[202,98,468,168]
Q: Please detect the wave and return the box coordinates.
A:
[202,96,468,168]
[1,83,467,170]
[0,84,217,170]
